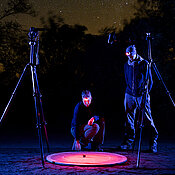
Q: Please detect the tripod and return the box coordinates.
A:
[136,62,149,168]
[135,33,175,168]
[0,27,49,167]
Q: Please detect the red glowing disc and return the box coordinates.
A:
[46,151,127,166]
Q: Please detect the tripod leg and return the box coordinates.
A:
[35,71,49,152]
[39,97,50,152]
[35,110,45,167]
[136,124,143,168]
[132,120,139,153]
[152,63,175,107]
[30,65,45,167]
[132,107,142,153]
[136,94,146,168]
[0,63,29,123]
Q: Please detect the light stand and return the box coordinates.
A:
[136,33,175,168]
[146,33,175,107]
[0,27,49,167]
[136,61,149,168]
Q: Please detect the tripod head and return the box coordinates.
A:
[146,33,151,40]
[28,27,38,41]
[145,33,153,63]
[28,27,40,65]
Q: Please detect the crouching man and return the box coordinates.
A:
[71,90,105,151]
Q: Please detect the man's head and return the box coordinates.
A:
[126,45,137,62]
[81,90,92,107]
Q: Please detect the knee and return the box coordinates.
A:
[92,123,100,133]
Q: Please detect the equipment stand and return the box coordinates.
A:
[136,68,149,168]
[0,27,49,167]
[136,33,175,168]
[146,33,175,107]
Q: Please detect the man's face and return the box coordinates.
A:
[126,51,137,62]
[82,96,92,107]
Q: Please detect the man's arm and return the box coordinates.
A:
[71,103,82,150]
[71,103,81,141]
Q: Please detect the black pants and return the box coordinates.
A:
[124,93,158,146]
[71,117,105,147]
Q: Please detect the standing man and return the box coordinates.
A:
[71,90,105,151]
[121,45,158,152]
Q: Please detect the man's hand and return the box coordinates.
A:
[75,140,81,151]
[88,117,95,126]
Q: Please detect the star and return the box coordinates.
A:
[1,0,138,34]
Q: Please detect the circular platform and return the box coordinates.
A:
[46,151,127,166]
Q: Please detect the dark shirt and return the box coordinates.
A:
[71,101,99,140]
[124,55,153,97]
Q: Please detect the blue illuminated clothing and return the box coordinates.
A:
[71,101,105,149]
[71,102,99,140]
[123,55,158,149]
[124,55,153,97]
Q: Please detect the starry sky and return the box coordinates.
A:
[1,0,138,34]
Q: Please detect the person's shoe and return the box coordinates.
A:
[120,144,132,150]
[120,141,133,150]
[95,144,103,152]
[81,142,91,151]
[91,143,103,151]
[150,142,157,153]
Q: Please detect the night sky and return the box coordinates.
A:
[1,0,137,34]
[0,0,175,145]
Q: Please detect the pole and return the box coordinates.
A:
[146,33,175,107]
[0,63,29,123]
[1,27,49,167]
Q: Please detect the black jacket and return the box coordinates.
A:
[71,102,99,140]
[124,55,153,97]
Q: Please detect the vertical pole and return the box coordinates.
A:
[35,69,49,152]
[136,33,151,168]
[136,124,143,168]
[29,29,45,167]
[136,93,146,168]
[30,65,45,167]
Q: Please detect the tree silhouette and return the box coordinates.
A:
[0,0,36,85]
[39,14,89,77]
[134,0,175,62]
[0,1,174,137]
[0,0,36,20]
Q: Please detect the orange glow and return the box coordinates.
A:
[46,152,127,166]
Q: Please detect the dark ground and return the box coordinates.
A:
[0,91,175,174]
[0,73,175,174]
[0,132,175,175]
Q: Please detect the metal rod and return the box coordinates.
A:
[136,33,151,168]
[146,33,175,107]
[136,122,143,168]
[1,27,48,167]
[34,66,49,152]
[0,63,29,123]
[30,64,45,167]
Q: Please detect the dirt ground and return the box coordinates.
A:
[0,137,175,175]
